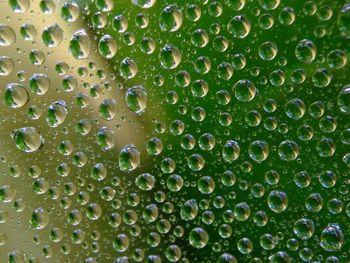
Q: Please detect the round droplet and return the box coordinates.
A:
[320,224,344,252]
[42,24,63,47]
[119,144,140,172]
[29,74,50,95]
[99,99,117,120]
[0,56,14,76]
[338,4,350,38]
[227,15,251,38]
[267,190,288,213]
[278,140,299,161]
[233,79,257,102]
[132,0,156,8]
[47,100,67,127]
[338,84,350,113]
[30,207,49,229]
[295,39,316,63]
[120,57,138,79]
[70,30,91,59]
[98,34,117,59]
[159,5,183,32]
[4,83,29,108]
[249,140,269,162]
[0,24,16,46]
[125,85,147,114]
[189,227,208,248]
[159,44,182,69]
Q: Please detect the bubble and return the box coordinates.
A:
[297,124,314,141]
[90,163,107,181]
[91,11,107,28]
[99,99,117,120]
[340,129,350,145]
[85,203,102,221]
[234,202,250,221]
[140,37,156,54]
[159,44,182,69]
[0,24,16,46]
[316,137,335,157]
[187,153,205,171]
[237,237,253,254]
[262,170,278,186]
[189,227,208,248]
[29,74,50,95]
[29,49,45,65]
[320,224,344,252]
[186,4,201,21]
[213,36,229,52]
[70,30,91,59]
[285,98,305,120]
[125,85,147,114]
[279,7,296,25]
[30,207,49,229]
[259,0,280,10]
[4,83,29,108]
[267,191,288,213]
[159,5,183,32]
[198,133,216,151]
[42,24,63,47]
[260,234,278,250]
[338,84,350,113]
[0,185,16,203]
[8,250,26,263]
[269,69,285,86]
[312,68,332,88]
[98,34,117,59]
[165,245,182,262]
[61,2,80,22]
[226,0,245,10]
[258,13,274,30]
[295,39,317,63]
[259,41,278,61]
[191,29,209,48]
[112,15,128,33]
[47,100,67,127]
[167,174,183,192]
[232,53,246,70]
[132,0,156,8]
[113,234,129,252]
[249,140,269,162]
[227,15,251,38]
[191,79,209,98]
[40,0,55,14]
[180,199,198,221]
[194,56,211,74]
[328,198,343,214]
[120,57,138,79]
[233,79,257,102]
[135,173,155,191]
[327,49,347,69]
[305,192,323,212]
[12,127,43,153]
[198,176,215,194]
[9,0,30,13]
[338,4,350,38]
[222,140,240,162]
[0,56,14,76]
[278,140,299,161]
[181,134,196,150]
[119,144,140,172]
[97,127,114,151]
[293,218,315,240]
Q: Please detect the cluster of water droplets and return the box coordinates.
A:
[0,0,350,262]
